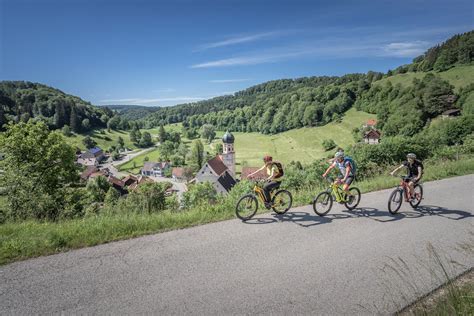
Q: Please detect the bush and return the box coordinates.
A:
[322,139,337,151]
[182,182,217,209]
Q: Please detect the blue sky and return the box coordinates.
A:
[1,0,473,106]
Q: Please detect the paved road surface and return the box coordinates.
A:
[1,175,473,314]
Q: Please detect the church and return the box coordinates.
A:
[193,131,237,194]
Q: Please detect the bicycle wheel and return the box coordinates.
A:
[235,194,258,220]
[344,187,361,210]
[388,189,403,214]
[409,184,423,208]
[272,190,293,214]
[313,191,333,216]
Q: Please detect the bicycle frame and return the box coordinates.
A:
[398,177,414,202]
[325,177,348,203]
[253,184,267,203]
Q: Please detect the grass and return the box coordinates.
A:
[117,146,161,173]
[205,108,376,170]
[64,126,164,152]
[374,64,474,92]
[1,156,473,266]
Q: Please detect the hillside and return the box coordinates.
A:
[104,104,161,121]
[0,81,113,132]
[140,31,473,137]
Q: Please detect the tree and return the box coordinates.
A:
[54,102,66,128]
[201,124,216,143]
[177,143,188,164]
[87,176,111,202]
[117,136,125,150]
[170,154,184,166]
[62,125,72,137]
[160,141,175,161]
[214,143,223,155]
[130,129,138,143]
[158,124,167,143]
[83,136,97,149]
[70,106,79,133]
[0,121,77,220]
[0,106,6,131]
[139,132,153,147]
[104,187,120,206]
[143,156,149,163]
[182,182,217,209]
[189,139,204,170]
[82,118,91,131]
[127,182,171,213]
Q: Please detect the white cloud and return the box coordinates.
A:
[382,41,430,57]
[152,88,176,93]
[209,79,253,83]
[191,51,304,68]
[196,31,281,51]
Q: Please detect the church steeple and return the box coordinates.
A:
[221,131,235,176]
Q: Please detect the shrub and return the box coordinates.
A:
[322,139,337,151]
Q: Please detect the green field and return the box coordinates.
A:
[375,64,474,91]
[64,127,164,151]
[206,108,375,169]
[117,147,161,173]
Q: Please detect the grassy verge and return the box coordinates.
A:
[1,157,473,265]
[117,146,161,173]
[399,268,474,315]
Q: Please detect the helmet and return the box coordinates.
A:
[334,152,344,159]
[263,155,273,163]
[407,153,416,159]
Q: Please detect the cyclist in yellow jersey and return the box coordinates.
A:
[248,156,284,208]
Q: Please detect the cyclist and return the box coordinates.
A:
[390,153,423,200]
[248,156,284,208]
[322,151,355,196]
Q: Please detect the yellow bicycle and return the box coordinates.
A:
[312,176,361,216]
[235,180,293,220]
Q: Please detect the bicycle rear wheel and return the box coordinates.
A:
[235,194,258,220]
[388,189,403,214]
[344,187,361,210]
[272,190,293,214]
[313,191,333,216]
[409,184,423,208]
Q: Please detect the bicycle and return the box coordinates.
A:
[312,176,361,216]
[387,175,423,214]
[235,180,293,220]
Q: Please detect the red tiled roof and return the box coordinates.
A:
[366,119,377,126]
[364,129,381,139]
[241,167,267,180]
[81,166,99,180]
[172,167,185,177]
[108,175,125,188]
[207,156,228,176]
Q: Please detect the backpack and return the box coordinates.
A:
[343,156,357,176]
[416,159,424,174]
[271,161,284,178]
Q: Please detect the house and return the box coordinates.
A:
[442,108,461,119]
[172,167,192,182]
[77,147,105,166]
[364,129,381,144]
[141,162,170,177]
[363,119,377,129]
[241,167,267,181]
[194,156,237,194]
[127,175,154,191]
[107,175,127,194]
[80,166,99,181]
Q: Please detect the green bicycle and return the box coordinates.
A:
[235,180,293,221]
[312,176,361,216]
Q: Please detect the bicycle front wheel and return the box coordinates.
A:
[236,194,258,220]
[388,189,403,214]
[272,190,293,214]
[313,191,333,216]
[344,187,361,210]
[409,184,423,208]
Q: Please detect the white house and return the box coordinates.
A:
[364,129,381,144]
[141,162,170,177]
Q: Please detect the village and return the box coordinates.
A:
[75,118,389,200]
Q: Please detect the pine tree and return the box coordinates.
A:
[158,124,167,143]
[70,106,79,133]
[55,102,65,128]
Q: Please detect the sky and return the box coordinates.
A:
[0,0,473,107]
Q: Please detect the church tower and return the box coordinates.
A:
[221,131,235,176]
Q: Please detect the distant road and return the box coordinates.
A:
[1,175,473,314]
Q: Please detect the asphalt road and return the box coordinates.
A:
[1,175,473,314]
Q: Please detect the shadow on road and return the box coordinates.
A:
[242,204,473,227]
